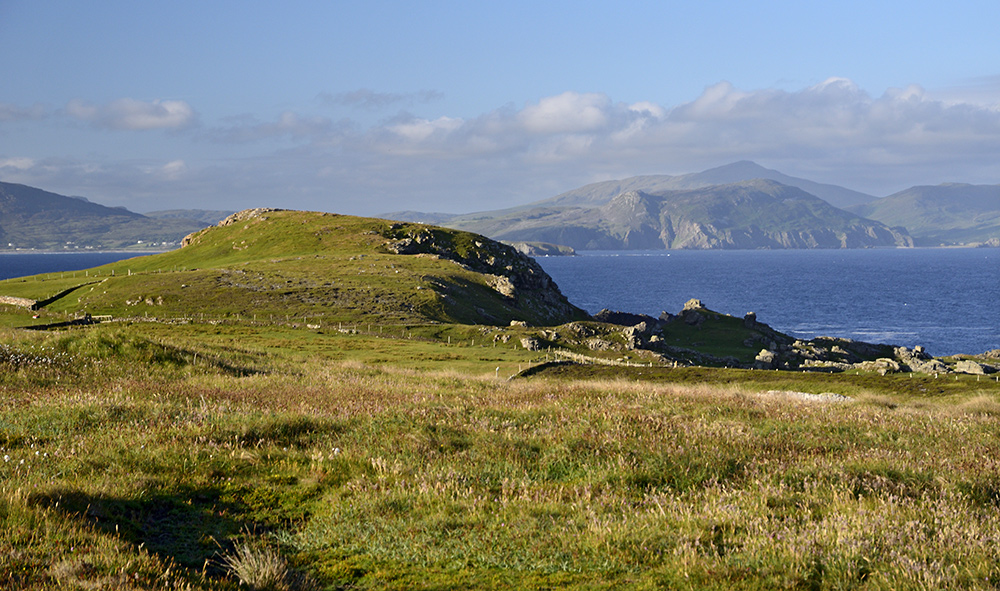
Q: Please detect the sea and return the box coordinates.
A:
[1,249,997,357]
[0,252,156,280]
[535,248,1000,357]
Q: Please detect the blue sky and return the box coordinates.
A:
[2,1,1000,215]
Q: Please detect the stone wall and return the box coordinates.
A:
[0,296,37,309]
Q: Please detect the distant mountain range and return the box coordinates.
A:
[4,160,999,252]
[387,161,1000,249]
[850,184,1000,246]
[0,181,229,250]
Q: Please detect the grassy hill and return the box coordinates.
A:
[851,183,1000,246]
[0,208,587,327]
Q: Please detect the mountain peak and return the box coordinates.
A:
[700,160,772,176]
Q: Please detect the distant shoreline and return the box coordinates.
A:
[0,249,171,255]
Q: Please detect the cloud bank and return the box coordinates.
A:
[4,79,1000,213]
[65,98,196,130]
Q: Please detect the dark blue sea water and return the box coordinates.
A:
[536,249,1000,357]
[2,249,997,356]
[0,252,152,281]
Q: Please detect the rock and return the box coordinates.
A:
[954,360,993,375]
[586,338,619,351]
[385,237,420,254]
[754,349,777,369]
[489,275,517,298]
[566,322,594,338]
[683,299,705,311]
[905,358,950,374]
[743,312,757,328]
[216,208,284,227]
[895,346,931,361]
[856,358,902,375]
[801,359,854,372]
[520,337,542,351]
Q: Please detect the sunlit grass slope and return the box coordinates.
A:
[2,324,1000,589]
[0,209,587,327]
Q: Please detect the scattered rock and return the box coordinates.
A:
[385,238,420,254]
[566,322,595,338]
[683,299,705,311]
[489,275,517,298]
[586,338,619,351]
[762,390,850,403]
[754,349,777,369]
[520,337,542,351]
[857,358,902,375]
[216,208,284,227]
[954,360,994,375]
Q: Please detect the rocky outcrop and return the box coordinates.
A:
[380,222,588,325]
[569,300,977,375]
[183,208,286,247]
[504,241,576,257]
[954,360,997,375]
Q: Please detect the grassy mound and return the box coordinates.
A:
[0,210,587,327]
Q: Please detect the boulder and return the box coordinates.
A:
[905,358,951,374]
[586,338,619,351]
[754,349,777,369]
[683,299,705,311]
[520,337,542,351]
[856,358,902,375]
[954,360,994,375]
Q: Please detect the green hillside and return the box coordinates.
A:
[851,183,1000,246]
[0,208,587,327]
[0,181,206,250]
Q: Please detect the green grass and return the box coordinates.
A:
[3,322,1000,589]
[2,211,999,588]
[0,210,588,328]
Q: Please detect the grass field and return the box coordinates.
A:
[2,212,999,589]
[3,320,1000,590]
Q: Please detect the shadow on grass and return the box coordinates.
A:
[28,486,248,574]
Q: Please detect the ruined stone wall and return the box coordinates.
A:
[0,296,37,309]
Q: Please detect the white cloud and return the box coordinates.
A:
[66,98,196,130]
[0,157,36,170]
[157,160,186,180]
[518,92,611,134]
[12,79,1000,215]
[388,116,464,142]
